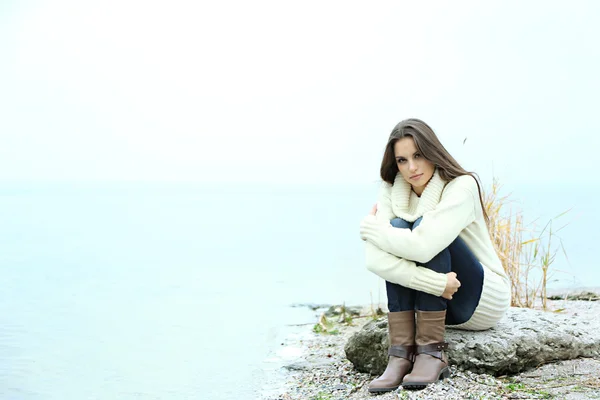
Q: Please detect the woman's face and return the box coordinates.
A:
[393,136,435,196]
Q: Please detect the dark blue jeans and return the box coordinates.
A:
[386,217,484,325]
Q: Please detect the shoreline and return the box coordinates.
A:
[260,298,600,400]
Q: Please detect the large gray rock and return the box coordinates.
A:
[344,307,600,376]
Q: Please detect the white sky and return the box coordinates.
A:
[1,0,599,184]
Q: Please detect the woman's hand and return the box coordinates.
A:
[442,272,461,300]
[369,203,377,216]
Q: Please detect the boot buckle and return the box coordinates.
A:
[415,342,449,361]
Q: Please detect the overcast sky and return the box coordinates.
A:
[1,0,598,185]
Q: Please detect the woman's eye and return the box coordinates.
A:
[397,159,406,164]
[414,153,421,159]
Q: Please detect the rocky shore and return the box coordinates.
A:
[261,296,600,400]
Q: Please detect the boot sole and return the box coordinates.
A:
[401,367,450,390]
[367,385,399,393]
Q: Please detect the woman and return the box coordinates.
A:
[359,118,511,392]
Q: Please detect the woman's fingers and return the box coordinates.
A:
[369,204,377,215]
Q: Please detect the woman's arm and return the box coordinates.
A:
[361,177,478,263]
[375,183,395,222]
[365,241,448,296]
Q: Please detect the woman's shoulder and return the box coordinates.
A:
[443,174,479,195]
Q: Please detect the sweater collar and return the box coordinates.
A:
[391,168,447,222]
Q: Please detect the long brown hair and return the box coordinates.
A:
[380,118,489,224]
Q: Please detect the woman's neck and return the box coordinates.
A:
[412,186,424,197]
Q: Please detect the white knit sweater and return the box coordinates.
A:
[360,169,511,331]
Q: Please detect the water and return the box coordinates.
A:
[0,181,597,399]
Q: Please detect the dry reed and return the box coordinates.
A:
[483,178,570,309]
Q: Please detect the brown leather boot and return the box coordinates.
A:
[367,311,416,393]
[401,310,450,390]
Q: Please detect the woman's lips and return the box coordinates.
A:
[411,173,423,181]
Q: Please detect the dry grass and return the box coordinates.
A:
[483,178,571,309]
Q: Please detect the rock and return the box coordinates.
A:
[344,307,600,376]
[324,305,362,317]
[343,317,390,375]
[289,303,331,310]
[548,291,600,301]
[547,286,600,298]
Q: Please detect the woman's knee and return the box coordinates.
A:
[390,217,412,229]
[392,216,450,273]
[412,216,424,228]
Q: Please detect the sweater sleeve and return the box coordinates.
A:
[375,184,395,222]
[365,241,447,296]
[360,177,478,263]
